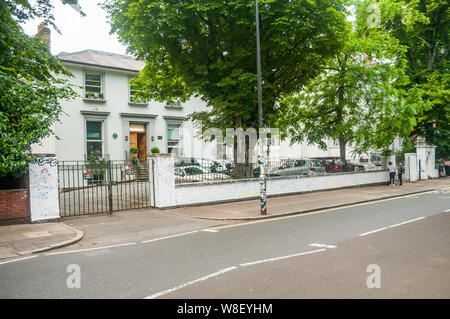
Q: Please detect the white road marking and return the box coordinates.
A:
[144,266,237,299]
[202,229,219,233]
[359,227,388,237]
[0,255,38,265]
[239,249,326,267]
[359,217,426,237]
[44,242,137,256]
[141,231,198,244]
[309,243,337,249]
[444,209,450,212]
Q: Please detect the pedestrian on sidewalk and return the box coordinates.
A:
[388,161,396,186]
[438,163,445,178]
[396,161,404,185]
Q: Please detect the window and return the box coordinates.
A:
[84,73,103,99]
[86,121,103,158]
[129,79,146,103]
[167,123,181,154]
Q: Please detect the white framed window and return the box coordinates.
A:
[84,73,104,100]
[86,121,104,158]
[128,78,147,104]
[167,123,181,155]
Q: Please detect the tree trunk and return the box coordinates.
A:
[230,116,253,179]
[339,137,346,160]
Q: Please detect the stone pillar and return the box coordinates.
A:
[29,157,60,222]
[404,153,418,182]
[149,154,175,208]
[416,142,436,180]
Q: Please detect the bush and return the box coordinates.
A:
[150,147,160,154]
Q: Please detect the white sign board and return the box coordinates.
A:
[29,157,60,222]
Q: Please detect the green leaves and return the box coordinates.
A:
[104,0,348,132]
[278,11,428,158]
[0,1,79,177]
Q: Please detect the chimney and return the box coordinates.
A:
[36,22,51,47]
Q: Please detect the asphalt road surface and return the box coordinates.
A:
[0,188,449,298]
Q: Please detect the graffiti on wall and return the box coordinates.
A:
[29,157,59,221]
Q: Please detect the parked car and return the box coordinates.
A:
[312,157,365,173]
[174,157,200,167]
[197,159,226,173]
[254,159,325,177]
[174,166,229,183]
[273,159,325,176]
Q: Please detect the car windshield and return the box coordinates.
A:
[174,168,184,176]
[280,161,293,169]
[184,167,204,175]
[311,160,323,167]
[294,160,306,167]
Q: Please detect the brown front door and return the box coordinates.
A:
[129,123,147,162]
[137,133,146,162]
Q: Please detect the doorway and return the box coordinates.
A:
[129,123,147,163]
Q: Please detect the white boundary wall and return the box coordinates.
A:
[150,155,389,208]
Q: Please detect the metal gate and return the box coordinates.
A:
[58,160,151,217]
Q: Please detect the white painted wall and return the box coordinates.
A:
[173,171,389,207]
[151,155,389,208]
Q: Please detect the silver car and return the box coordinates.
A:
[270,159,325,177]
[174,166,229,183]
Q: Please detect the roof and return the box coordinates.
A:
[57,49,145,72]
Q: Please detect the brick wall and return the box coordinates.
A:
[0,189,30,223]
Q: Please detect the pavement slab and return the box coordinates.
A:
[0,222,83,259]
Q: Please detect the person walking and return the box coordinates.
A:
[388,161,396,186]
[397,161,404,185]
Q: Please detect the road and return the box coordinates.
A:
[0,188,449,298]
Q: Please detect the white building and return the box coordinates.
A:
[31,48,379,164]
[32,49,208,162]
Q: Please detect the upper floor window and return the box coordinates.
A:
[84,73,104,100]
[129,81,147,104]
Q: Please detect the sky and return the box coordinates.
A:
[22,0,128,56]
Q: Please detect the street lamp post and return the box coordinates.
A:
[255,0,267,215]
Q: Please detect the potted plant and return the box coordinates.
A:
[150,147,160,154]
[129,147,141,177]
[86,155,107,185]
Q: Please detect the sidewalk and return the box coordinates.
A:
[169,178,450,220]
[0,222,83,260]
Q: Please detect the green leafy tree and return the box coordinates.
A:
[355,0,449,159]
[278,3,428,160]
[104,0,348,175]
[0,0,80,179]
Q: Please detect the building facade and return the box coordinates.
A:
[32,49,386,164]
[32,50,208,162]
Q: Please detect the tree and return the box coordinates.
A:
[355,0,449,159]
[104,0,348,176]
[0,0,79,179]
[277,4,428,160]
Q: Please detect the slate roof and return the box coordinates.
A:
[57,49,145,72]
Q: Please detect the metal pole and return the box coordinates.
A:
[255,0,267,215]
